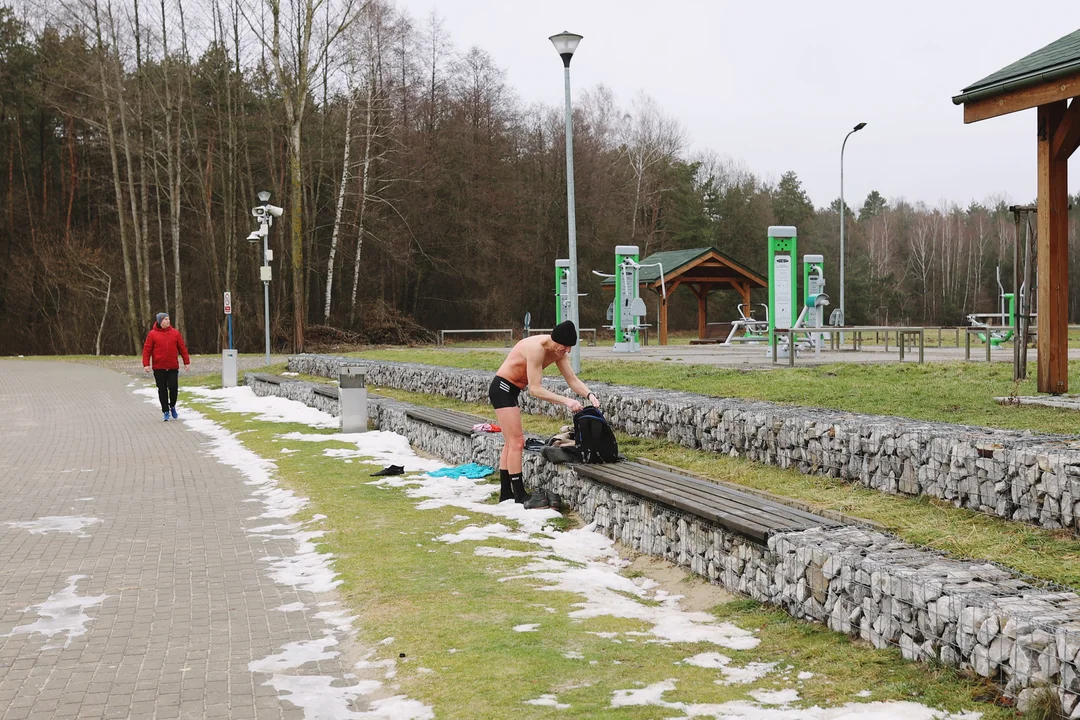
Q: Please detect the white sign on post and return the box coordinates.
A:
[773,256,792,328]
[223,292,232,315]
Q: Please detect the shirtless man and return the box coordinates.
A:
[489,320,599,505]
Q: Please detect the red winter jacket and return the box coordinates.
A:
[142,324,191,370]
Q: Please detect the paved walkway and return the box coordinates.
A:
[0,361,377,720]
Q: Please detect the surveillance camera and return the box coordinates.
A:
[265,204,284,218]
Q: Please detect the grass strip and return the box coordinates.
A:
[344,349,1080,436]
[181,392,1015,719]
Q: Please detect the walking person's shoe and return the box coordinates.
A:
[170,406,178,419]
[162,411,170,422]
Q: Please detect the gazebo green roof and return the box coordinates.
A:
[600,247,765,287]
[953,29,1080,105]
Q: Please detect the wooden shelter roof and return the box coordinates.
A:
[953,28,1080,123]
[600,247,766,290]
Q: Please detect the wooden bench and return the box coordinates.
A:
[575,461,834,543]
[405,407,491,436]
[251,373,284,385]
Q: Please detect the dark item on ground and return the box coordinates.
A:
[573,407,620,464]
[371,464,405,477]
[305,302,436,351]
[540,445,581,465]
[524,489,564,512]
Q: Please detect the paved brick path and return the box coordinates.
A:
[0,361,376,720]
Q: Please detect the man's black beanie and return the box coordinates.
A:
[551,320,577,347]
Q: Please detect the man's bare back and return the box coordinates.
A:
[495,335,565,388]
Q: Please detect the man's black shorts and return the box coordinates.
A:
[488,375,522,409]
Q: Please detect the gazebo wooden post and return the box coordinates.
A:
[1037,101,1071,393]
[692,285,707,340]
[734,281,751,312]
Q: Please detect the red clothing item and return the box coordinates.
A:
[142,325,191,370]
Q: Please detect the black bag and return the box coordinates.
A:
[573,407,620,464]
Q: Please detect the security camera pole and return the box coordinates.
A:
[250,190,283,367]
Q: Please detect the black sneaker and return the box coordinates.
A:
[523,491,551,510]
[371,464,405,477]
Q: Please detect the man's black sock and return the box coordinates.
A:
[499,469,512,502]
[509,473,527,503]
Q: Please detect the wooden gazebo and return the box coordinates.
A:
[953,29,1080,394]
[601,247,767,345]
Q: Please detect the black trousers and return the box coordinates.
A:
[153,369,179,412]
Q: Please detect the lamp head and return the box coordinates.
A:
[247,231,261,242]
[853,122,867,132]
[549,31,582,67]
[257,190,271,202]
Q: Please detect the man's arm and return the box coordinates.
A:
[526,346,579,411]
[142,332,153,372]
[555,356,600,407]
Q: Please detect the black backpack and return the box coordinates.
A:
[573,407,620,464]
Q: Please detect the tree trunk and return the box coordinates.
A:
[94,0,139,352]
[349,75,374,323]
[324,89,355,321]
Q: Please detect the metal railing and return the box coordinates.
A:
[436,329,514,347]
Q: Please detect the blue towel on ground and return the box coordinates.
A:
[427,463,495,479]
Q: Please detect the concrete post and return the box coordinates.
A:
[221,349,238,388]
[339,364,368,433]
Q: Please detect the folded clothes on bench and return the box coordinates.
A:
[472,422,501,433]
[427,463,495,479]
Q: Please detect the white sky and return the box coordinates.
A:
[394,0,1079,209]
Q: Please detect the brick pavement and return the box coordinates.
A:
[0,361,395,720]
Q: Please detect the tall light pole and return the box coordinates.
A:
[550,31,583,373]
[839,122,866,332]
[248,190,282,366]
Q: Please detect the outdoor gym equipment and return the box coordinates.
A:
[966,267,1019,348]
[799,254,830,354]
[555,259,571,325]
[767,226,799,357]
[721,304,770,345]
[594,245,666,353]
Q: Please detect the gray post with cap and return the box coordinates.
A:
[221,350,238,388]
[339,364,368,433]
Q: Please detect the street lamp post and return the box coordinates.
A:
[839,122,866,336]
[550,30,583,373]
[248,190,283,367]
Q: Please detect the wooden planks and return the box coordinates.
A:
[963,70,1080,123]
[405,407,489,436]
[575,461,832,543]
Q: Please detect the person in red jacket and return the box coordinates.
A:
[142,312,191,421]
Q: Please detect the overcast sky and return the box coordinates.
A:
[394,0,1078,210]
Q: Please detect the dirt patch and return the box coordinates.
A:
[617,545,737,612]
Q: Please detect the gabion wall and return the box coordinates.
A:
[249,373,1080,714]
[287,355,1080,533]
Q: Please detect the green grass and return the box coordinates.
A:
[179,391,1016,719]
[370,386,1080,591]
[342,348,1080,436]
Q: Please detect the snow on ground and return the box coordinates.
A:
[137,386,432,720]
[1,575,109,649]
[182,386,339,428]
[173,385,984,720]
[4,516,102,537]
[605,679,981,719]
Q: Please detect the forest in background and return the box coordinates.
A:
[2,0,1079,356]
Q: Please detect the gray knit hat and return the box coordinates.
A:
[156,312,169,326]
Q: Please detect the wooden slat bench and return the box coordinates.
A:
[575,461,835,543]
[405,407,490,436]
[251,373,284,385]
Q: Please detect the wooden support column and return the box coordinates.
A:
[659,290,669,345]
[734,281,751,311]
[1037,101,1070,394]
[691,285,707,340]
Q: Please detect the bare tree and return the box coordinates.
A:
[256,0,365,350]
